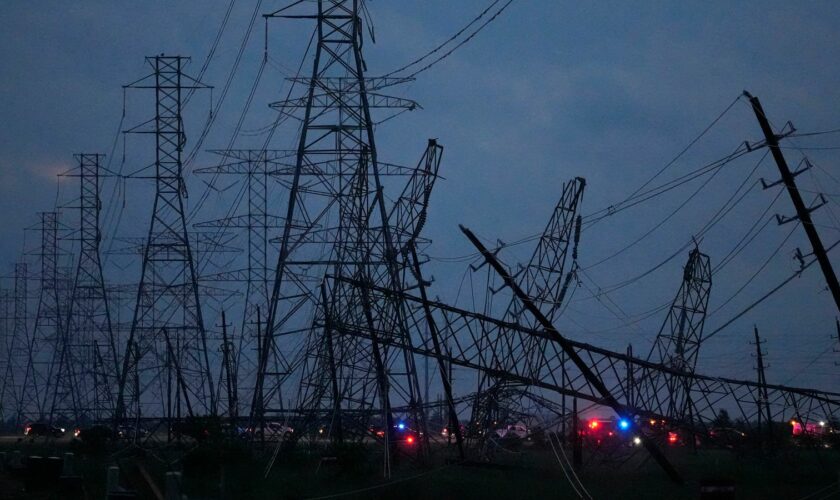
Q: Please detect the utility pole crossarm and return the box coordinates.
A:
[744,91,840,314]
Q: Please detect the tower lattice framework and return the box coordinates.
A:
[637,248,712,422]
[195,149,287,419]
[116,56,216,425]
[50,154,119,423]
[468,178,584,440]
[254,1,433,470]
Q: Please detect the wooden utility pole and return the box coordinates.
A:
[750,325,772,449]
[745,91,840,314]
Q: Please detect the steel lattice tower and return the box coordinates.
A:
[255,1,430,470]
[19,213,65,421]
[639,248,711,421]
[116,56,216,426]
[296,141,443,457]
[195,149,287,418]
[50,154,119,424]
[0,285,11,423]
[647,248,712,372]
[1,263,29,426]
[470,178,585,437]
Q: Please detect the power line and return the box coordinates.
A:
[386,0,518,80]
[383,0,502,77]
[583,148,736,270]
[580,148,768,296]
[703,239,840,344]
[182,0,266,171]
[583,145,751,226]
[708,222,800,319]
[183,0,238,107]
[789,127,840,138]
[583,95,743,226]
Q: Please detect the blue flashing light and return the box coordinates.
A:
[618,419,631,431]
[397,422,406,431]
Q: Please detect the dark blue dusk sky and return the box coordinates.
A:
[1,1,839,393]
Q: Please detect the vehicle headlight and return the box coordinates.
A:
[60,428,66,433]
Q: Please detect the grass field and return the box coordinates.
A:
[0,436,838,499]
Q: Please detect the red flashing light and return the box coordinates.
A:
[406,436,415,444]
[588,420,600,430]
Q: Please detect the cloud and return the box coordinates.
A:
[27,161,72,183]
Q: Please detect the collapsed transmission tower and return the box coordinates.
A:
[471,177,585,434]
[295,141,443,457]
[50,154,119,424]
[116,56,216,426]
[638,248,711,422]
[255,0,433,473]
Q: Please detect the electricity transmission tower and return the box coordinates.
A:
[20,213,66,422]
[470,177,585,437]
[639,248,711,422]
[50,154,119,424]
[2,263,29,425]
[195,149,286,418]
[115,55,217,429]
[0,282,12,423]
[255,0,432,474]
[295,141,443,457]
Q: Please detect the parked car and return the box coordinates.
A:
[440,424,465,438]
[117,425,149,439]
[24,422,65,438]
[393,423,420,447]
[244,422,294,441]
[707,427,747,449]
[495,422,528,439]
